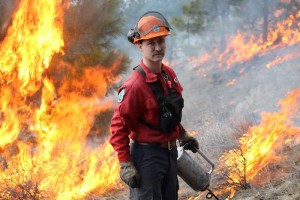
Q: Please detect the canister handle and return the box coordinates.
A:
[179,145,215,175]
[196,149,215,175]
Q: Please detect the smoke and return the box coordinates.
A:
[114,1,300,132]
[0,0,18,40]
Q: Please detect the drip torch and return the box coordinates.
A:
[177,146,219,200]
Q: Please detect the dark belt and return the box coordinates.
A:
[134,140,177,150]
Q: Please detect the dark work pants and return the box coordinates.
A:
[129,142,179,200]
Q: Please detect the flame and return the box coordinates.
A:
[217,89,300,198]
[189,10,300,77]
[0,0,123,199]
[0,87,20,147]
[184,5,300,200]
[226,79,236,87]
[0,0,64,96]
[266,52,299,68]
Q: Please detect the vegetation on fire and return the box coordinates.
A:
[0,0,299,199]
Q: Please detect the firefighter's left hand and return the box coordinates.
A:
[179,130,199,153]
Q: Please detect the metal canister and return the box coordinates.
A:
[177,146,215,191]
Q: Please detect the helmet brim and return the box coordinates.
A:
[133,28,170,44]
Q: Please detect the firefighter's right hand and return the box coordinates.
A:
[179,130,200,153]
[120,162,140,188]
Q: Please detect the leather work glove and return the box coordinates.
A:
[179,130,200,153]
[120,162,140,188]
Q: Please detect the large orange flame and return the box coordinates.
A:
[217,89,300,198]
[0,0,64,96]
[0,1,122,199]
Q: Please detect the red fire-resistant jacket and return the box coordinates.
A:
[110,60,184,162]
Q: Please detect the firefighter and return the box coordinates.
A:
[109,11,199,200]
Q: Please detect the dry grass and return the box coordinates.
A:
[233,145,300,200]
[1,30,299,200]
[0,167,53,200]
[169,39,300,199]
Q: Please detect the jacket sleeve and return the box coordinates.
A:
[110,85,143,162]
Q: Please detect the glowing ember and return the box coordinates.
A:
[0,0,122,199]
[217,89,300,198]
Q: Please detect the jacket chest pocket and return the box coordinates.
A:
[142,98,159,124]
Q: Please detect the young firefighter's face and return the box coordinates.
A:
[138,36,166,63]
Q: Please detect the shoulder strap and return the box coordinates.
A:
[133,65,164,131]
[134,65,164,103]
[133,65,146,78]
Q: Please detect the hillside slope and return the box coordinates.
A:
[173,43,300,199]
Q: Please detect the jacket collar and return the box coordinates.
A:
[139,60,167,83]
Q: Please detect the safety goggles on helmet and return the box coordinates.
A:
[127,11,172,44]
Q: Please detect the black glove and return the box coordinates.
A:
[179,130,200,153]
[120,162,140,188]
